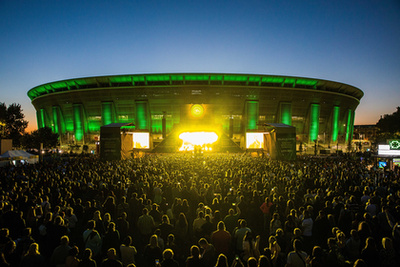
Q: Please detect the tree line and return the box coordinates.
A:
[0,102,58,150]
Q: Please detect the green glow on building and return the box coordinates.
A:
[38,109,45,128]
[345,109,354,143]
[151,119,162,133]
[246,101,258,130]
[88,121,101,132]
[28,74,336,100]
[309,104,320,142]
[331,106,340,142]
[102,102,114,125]
[210,75,223,81]
[73,104,84,141]
[52,106,59,134]
[280,102,292,125]
[136,101,148,130]
[224,75,248,82]
[262,77,284,83]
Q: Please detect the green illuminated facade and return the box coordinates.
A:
[331,106,340,143]
[28,73,362,148]
[280,102,292,126]
[309,104,320,142]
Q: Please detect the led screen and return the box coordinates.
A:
[246,133,264,149]
[133,132,150,149]
[378,161,387,168]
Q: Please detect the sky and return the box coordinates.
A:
[1,0,399,132]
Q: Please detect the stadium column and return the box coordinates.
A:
[37,109,46,129]
[101,102,115,126]
[229,115,234,138]
[309,103,320,143]
[279,102,292,125]
[245,100,259,131]
[331,106,340,144]
[73,104,85,143]
[345,109,355,146]
[135,100,149,130]
[162,112,166,139]
[52,106,66,144]
[52,106,59,134]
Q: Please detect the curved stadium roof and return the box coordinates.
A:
[28,73,363,101]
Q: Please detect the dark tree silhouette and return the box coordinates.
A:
[0,102,29,147]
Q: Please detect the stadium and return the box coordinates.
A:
[27,73,363,155]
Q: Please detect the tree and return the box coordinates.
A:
[21,127,59,150]
[376,107,400,143]
[0,102,29,147]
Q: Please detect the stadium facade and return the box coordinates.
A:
[28,73,363,152]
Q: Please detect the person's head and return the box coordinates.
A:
[312,246,323,258]
[60,235,69,245]
[107,248,117,259]
[215,253,228,267]
[162,214,170,224]
[198,238,208,249]
[365,237,376,249]
[268,235,276,246]
[149,234,158,247]
[0,228,9,238]
[93,210,101,220]
[123,236,132,246]
[87,220,96,230]
[240,219,247,228]
[293,239,303,252]
[22,227,32,237]
[190,245,200,258]
[382,237,393,250]
[167,234,175,244]
[327,237,337,249]
[143,208,148,215]
[293,228,302,237]
[27,243,40,256]
[69,246,79,257]
[108,222,115,232]
[247,257,257,267]
[218,221,226,231]
[162,248,174,260]
[104,213,111,222]
[353,259,367,267]
[258,255,270,267]
[82,248,93,260]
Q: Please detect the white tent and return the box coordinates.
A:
[0,150,39,164]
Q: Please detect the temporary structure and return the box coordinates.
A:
[0,150,39,164]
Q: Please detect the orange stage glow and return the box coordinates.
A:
[179,131,218,151]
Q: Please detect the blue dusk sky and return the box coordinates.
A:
[0,0,399,131]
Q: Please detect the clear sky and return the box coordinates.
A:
[1,0,399,132]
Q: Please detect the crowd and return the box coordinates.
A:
[0,152,399,267]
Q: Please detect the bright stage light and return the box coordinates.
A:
[246,132,264,149]
[179,131,218,151]
[190,104,204,117]
[133,132,150,149]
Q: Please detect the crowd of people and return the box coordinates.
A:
[0,152,399,267]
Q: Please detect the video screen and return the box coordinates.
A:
[393,158,400,167]
[133,132,150,149]
[246,133,264,149]
[378,161,387,168]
